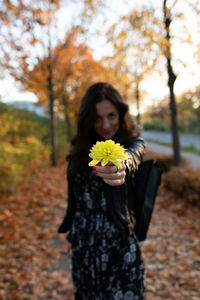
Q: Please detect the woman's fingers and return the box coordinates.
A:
[103,177,125,186]
[94,161,126,185]
[95,161,126,175]
[97,168,126,180]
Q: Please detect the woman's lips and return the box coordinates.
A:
[102,130,112,136]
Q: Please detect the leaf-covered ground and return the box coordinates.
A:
[0,162,199,299]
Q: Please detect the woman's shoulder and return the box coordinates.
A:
[123,136,145,149]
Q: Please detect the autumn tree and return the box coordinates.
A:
[141,97,171,132]
[100,33,134,106]
[18,30,79,142]
[143,89,200,132]
[0,0,61,166]
[124,3,181,161]
[177,89,200,132]
[106,0,199,165]
[0,0,104,166]
[162,0,181,165]
[150,0,198,163]
[102,7,159,125]
[127,10,158,124]
[194,3,200,132]
[25,33,105,141]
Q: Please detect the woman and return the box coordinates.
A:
[58,82,146,299]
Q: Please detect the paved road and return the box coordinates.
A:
[146,141,200,169]
[142,130,200,151]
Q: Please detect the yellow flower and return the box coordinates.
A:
[88,140,128,168]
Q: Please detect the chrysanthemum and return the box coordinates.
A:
[88,140,128,168]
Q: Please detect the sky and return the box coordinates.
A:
[0,74,37,103]
[0,0,199,110]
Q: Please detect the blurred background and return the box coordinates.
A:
[0,0,200,299]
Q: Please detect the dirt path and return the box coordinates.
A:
[142,131,200,151]
[146,141,200,169]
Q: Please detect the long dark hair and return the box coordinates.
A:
[68,82,140,175]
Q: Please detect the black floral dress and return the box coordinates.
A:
[67,170,145,300]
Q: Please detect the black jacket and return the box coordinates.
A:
[58,137,146,237]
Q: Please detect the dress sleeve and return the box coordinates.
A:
[125,137,146,174]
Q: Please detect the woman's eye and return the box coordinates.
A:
[108,113,116,118]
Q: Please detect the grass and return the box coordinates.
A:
[146,138,200,154]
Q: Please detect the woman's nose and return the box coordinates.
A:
[102,118,110,129]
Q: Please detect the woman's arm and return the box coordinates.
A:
[125,137,146,174]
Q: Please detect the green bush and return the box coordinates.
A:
[0,138,49,192]
[56,118,70,159]
[143,118,170,132]
[0,103,68,192]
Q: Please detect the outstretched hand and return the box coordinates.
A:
[93,161,126,186]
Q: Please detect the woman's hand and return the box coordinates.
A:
[93,161,126,186]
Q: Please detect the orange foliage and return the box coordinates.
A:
[16,30,106,125]
[142,186,200,300]
[0,160,74,299]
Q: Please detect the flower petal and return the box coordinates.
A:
[88,140,128,167]
[89,160,99,166]
[101,158,109,166]
[112,159,122,168]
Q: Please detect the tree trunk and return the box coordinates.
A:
[163,0,181,166]
[167,58,181,165]
[136,84,140,124]
[62,95,72,141]
[48,66,57,166]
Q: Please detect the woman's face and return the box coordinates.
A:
[94,100,119,140]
